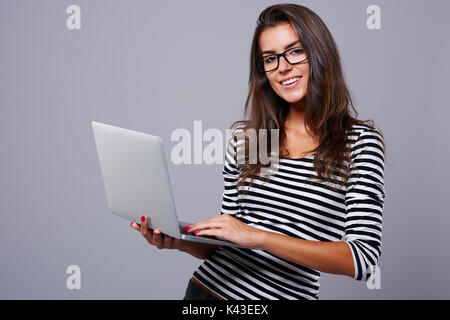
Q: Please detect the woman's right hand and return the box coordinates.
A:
[130,215,184,250]
[130,215,220,259]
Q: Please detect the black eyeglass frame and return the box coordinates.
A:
[255,46,308,73]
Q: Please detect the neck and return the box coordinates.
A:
[285,99,306,131]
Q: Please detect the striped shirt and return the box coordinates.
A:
[192,124,386,300]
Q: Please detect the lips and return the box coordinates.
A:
[279,76,302,90]
[279,76,302,85]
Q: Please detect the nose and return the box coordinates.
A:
[277,55,292,72]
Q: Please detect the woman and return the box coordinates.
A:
[131,3,386,300]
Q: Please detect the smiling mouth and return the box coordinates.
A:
[280,76,302,85]
[279,76,302,90]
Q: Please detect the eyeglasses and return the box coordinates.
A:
[255,46,308,73]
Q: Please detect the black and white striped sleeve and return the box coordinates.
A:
[344,128,386,281]
[220,129,241,216]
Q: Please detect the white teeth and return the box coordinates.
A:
[281,77,300,85]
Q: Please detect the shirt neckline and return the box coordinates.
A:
[280,153,316,160]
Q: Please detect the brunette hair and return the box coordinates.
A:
[230,3,386,193]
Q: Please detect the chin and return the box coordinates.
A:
[279,91,306,104]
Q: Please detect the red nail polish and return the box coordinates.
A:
[194,230,199,235]
[141,216,145,222]
[182,226,190,231]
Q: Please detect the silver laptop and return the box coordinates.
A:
[91,121,244,248]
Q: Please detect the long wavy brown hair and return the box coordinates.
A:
[230,3,386,194]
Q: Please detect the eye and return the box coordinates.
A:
[264,56,276,64]
[290,48,304,55]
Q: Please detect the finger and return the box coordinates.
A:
[188,221,225,233]
[130,221,140,230]
[185,215,227,231]
[141,216,158,245]
[163,234,174,248]
[193,228,225,238]
[139,215,150,236]
[153,229,163,249]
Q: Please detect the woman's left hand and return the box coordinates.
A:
[183,214,266,248]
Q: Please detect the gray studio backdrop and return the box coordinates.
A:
[1,0,449,299]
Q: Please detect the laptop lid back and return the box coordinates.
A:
[92,121,181,238]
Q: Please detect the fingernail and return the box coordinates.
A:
[182,226,190,231]
[130,222,134,228]
[194,230,199,235]
[141,216,145,222]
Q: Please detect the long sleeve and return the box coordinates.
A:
[220,128,241,216]
[344,128,386,281]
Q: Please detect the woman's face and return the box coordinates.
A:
[259,23,309,106]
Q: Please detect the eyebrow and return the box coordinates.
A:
[262,40,302,55]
